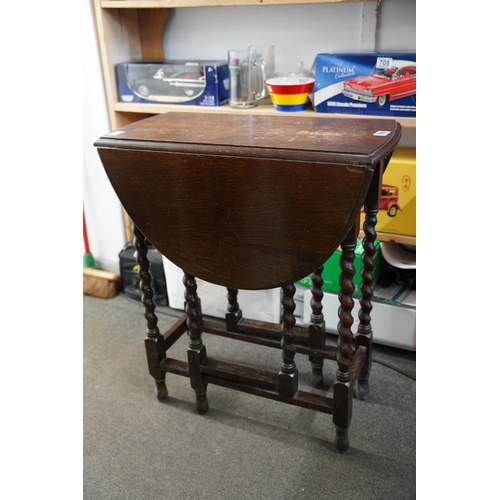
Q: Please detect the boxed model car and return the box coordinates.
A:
[361,146,416,237]
[311,52,416,117]
[116,60,229,106]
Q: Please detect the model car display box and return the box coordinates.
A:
[296,239,381,298]
[311,52,416,117]
[116,60,229,106]
[362,146,416,238]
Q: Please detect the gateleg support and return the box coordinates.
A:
[356,159,384,401]
[308,265,326,388]
[134,222,168,401]
[225,287,243,333]
[145,336,168,401]
[183,272,209,415]
[278,283,299,399]
[333,380,352,453]
[332,221,358,453]
[278,369,299,399]
[188,345,209,415]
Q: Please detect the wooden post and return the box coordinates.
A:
[133,224,168,401]
[333,222,359,452]
[226,287,242,332]
[183,272,209,415]
[357,160,383,400]
[278,284,299,399]
[308,266,326,388]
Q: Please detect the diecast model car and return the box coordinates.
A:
[342,60,416,108]
[379,184,402,217]
[133,67,206,98]
[361,184,402,218]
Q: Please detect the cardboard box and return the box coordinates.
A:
[363,147,416,237]
[311,52,416,117]
[296,239,381,298]
[116,60,229,106]
[162,256,281,324]
[301,288,416,351]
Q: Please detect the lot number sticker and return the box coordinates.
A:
[376,57,393,69]
[373,131,391,136]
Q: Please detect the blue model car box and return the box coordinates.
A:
[116,60,229,106]
[311,52,416,117]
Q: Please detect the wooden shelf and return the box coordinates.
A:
[101,0,367,9]
[92,0,416,248]
[114,102,417,128]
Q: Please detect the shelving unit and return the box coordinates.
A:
[100,0,371,9]
[114,100,416,128]
[92,0,416,245]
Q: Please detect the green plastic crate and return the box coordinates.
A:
[297,239,380,298]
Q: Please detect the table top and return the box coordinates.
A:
[95,112,402,289]
[96,112,402,166]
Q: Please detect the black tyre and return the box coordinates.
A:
[387,204,398,217]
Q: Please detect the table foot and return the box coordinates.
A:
[155,379,169,401]
[310,362,324,389]
[196,391,209,415]
[357,378,369,400]
[334,428,349,453]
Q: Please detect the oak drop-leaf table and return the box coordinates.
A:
[95,112,402,453]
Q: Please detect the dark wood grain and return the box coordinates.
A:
[162,314,188,350]
[95,112,402,453]
[160,357,334,414]
[134,224,168,401]
[201,317,338,360]
[95,112,401,163]
[96,113,401,289]
[308,265,326,388]
[183,273,209,414]
[278,284,299,398]
[356,160,383,400]
[225,287,242,332]
[333,224,358,453]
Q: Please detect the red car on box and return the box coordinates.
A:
[361,184,402,217]
[379,184,402,217]
[342,60,416,108]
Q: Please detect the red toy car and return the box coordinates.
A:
[379,184,402,217]
[342,60,416,108]
[360,184,402,217]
